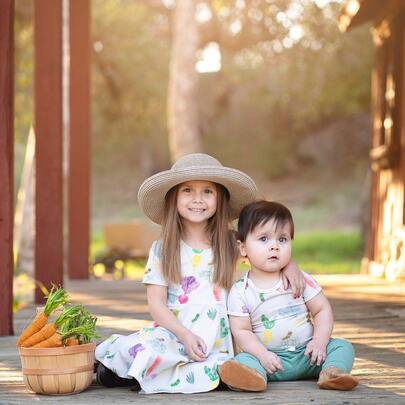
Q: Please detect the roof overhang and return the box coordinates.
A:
[338,0,387,32]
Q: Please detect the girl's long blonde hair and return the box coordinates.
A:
[160,183,238,290]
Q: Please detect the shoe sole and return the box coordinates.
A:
[219,360,267,392]
[318,374,359,391]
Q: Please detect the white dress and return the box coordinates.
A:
[95,240,234,394]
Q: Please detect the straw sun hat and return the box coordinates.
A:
[138,153,258,224]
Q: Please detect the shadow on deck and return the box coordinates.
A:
[1,274,405,404]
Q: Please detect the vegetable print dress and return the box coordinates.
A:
[95,240,234,394]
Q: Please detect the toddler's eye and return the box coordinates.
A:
[279,237,287,243]
[204,188,214,194]
[182,187,191,193]
[259,236,268,242]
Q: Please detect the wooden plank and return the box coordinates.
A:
[68,0,91,279]
[0,0,14,336]
[2,275,405,402]
[34,0,63,303]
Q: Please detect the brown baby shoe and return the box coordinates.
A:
[219,360,267,392]
[318,366,359,390]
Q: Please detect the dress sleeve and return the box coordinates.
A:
[302,271,322,302]
[227,281,250,317]
[142,240,168,287]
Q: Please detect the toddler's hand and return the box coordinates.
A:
[259,351,284,375]
[304,339,327,366]
[181,331,207,362]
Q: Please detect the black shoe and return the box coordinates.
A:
[216,379,230,390]
[96,363,140,389]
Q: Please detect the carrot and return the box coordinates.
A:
[33,332,63,348]
[16,312,48,347]
[34,322,98,348]
[21,323,57,347]
[65,337,80,346]
[20,304,82,347]
[16,286,68,347]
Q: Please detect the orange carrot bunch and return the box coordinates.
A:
[33,322,99,348]
[16,286,68,347]
[17,287,99,349]
[20,304,83,347]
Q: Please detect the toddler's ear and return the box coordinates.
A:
[237,240,247,257]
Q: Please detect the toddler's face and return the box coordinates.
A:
[238,219,292,274]
[176,180,217,226]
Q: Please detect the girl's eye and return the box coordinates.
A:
[204,189,213,194]
[279,237,287,243]
[182,188,191,193]
[259,236,268,242]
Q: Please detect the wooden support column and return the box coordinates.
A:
[68,0,91,279]
[399,9,405,223]
[34,0,63,303]
[0,0,14,336]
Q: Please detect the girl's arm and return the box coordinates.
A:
[146,284,207,361]
[229,315,284,374]
[281,260,305,298]
[305,291,334,365]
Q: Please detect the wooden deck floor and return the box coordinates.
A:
[1,274,405,404]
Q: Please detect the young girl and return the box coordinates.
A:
[95,153,304,394]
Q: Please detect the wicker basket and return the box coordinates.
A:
[19,342,96,395]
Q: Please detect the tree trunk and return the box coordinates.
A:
[167,0,202,162]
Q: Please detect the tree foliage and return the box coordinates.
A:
[14,0,373,182]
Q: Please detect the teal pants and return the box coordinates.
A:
[235,338,355,382]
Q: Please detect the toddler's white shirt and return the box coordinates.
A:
[227,271,322,351]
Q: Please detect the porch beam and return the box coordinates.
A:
[34,0,64,303]
[0,0,14,336]
[68,0,91,279]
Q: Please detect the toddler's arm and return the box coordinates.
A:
[282,261,305,298]
[305,291,334,365]
[229,315,284,374]
[146,284,207,362]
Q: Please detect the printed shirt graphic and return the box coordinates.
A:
[227,271,322,351]
[95,240,233,394]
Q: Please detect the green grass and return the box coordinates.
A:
[90,229,363,277]
[293,230,363,274]
[90,231,105,258]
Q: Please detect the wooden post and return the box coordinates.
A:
[68,0,91,279]
[34,0,64,303]
[399,9,405,223]
[0,0,14,336]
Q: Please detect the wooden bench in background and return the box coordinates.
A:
[92,220,160,276]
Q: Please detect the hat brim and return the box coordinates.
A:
[138,166,258,224]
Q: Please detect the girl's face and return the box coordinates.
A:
[176,180,218,226]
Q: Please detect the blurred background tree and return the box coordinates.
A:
[168,0,203,161]
[14,0,373,271]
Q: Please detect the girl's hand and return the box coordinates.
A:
[258,351,284,374]
[181,331,207,362]
[304,339,327,366]
[281,261,305,298]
